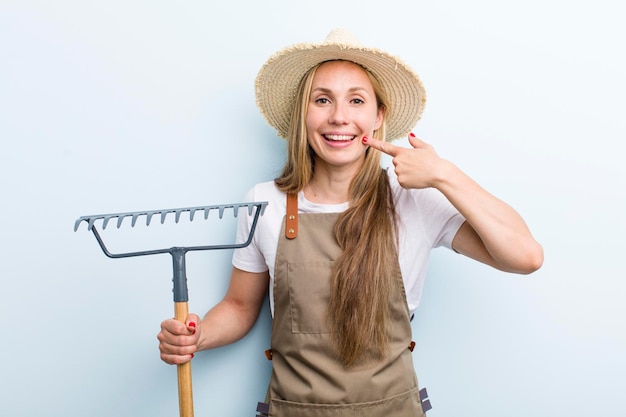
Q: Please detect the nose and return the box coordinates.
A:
[329,103,349,125]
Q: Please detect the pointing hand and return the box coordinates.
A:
[363,133,445,190]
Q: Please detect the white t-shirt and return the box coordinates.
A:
[232,168,466,316]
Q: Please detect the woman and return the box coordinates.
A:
[157,29,543,416]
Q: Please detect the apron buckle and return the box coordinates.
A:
[256,401,270,416]
[419,387,432,412]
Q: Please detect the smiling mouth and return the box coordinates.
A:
[323,134,356,142]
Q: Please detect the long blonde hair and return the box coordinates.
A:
[275,61,398,367]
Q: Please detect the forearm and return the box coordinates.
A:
[195,298,262,351]
[435,160,543,273]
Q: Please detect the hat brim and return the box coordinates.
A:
[255,41,426,141]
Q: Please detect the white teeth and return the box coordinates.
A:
[324,134,355,141]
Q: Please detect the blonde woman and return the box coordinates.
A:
[157,29,543,416]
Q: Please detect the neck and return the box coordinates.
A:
[305,160,360,204]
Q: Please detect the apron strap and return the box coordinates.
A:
[285,193,298,239]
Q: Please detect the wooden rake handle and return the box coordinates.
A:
[175,301,194,417]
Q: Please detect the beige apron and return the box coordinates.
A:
[257,195,431,417]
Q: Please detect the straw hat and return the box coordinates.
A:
[255,28,426,141]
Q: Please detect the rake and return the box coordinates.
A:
[74,201,268,417]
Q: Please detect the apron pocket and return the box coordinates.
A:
[269,387,425,417]
[287,261,334,334]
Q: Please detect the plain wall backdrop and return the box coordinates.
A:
[1,1,624,416]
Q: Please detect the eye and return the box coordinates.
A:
[315,97,330,104]
[351,98,365,105]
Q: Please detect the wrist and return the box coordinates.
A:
[430,159,457,190]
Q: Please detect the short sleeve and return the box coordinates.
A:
[232,187,270,273]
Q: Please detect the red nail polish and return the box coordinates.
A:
[191,353,195,359]
[409,132,415,138]
[188,322,196,328]
[362,136,368,143]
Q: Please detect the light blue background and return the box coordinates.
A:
[1,1,624,416]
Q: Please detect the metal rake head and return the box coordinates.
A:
[74,201,268,260]
[74,202,267,232]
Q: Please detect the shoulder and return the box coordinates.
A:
[244,181,285,204]
[242,181,287,221]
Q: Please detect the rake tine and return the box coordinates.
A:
[117,214,130,229]
[175,209,183,223]
[131,213,141,227]
[146,212,155,226]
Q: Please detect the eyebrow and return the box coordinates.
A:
[311,86,371,95]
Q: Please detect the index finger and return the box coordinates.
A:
[363,136,400,157]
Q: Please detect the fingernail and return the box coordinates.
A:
[188,322,196,328]
[191,353,195,359]
[362,136,369,143]
[409,132,415,138]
